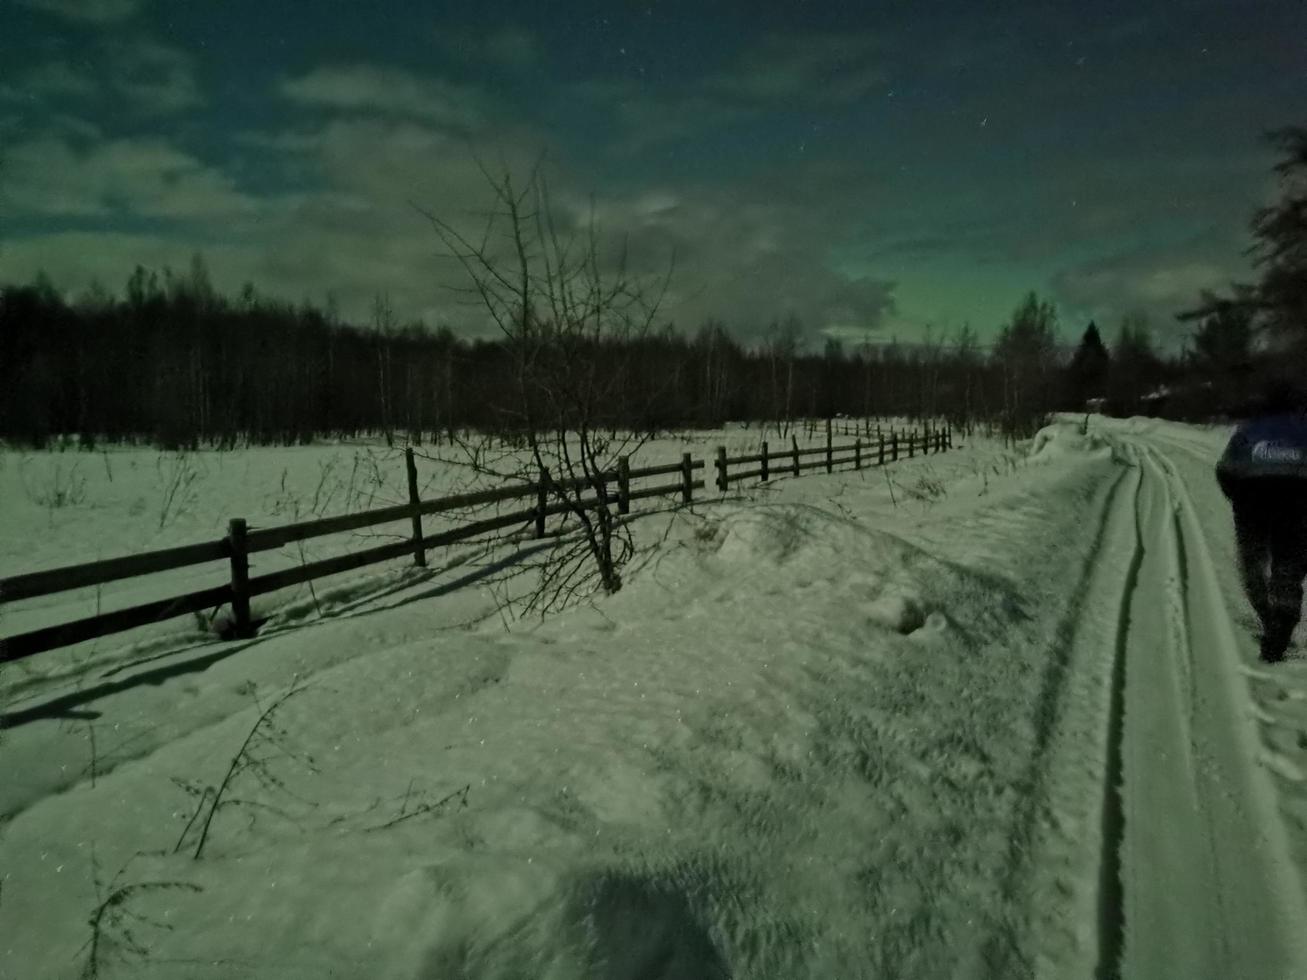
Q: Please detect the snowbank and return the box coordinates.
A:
[1028,419,1111,462]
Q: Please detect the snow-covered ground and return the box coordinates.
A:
[1,417,1305,979]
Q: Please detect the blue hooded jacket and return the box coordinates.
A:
[1216,413,1307,489]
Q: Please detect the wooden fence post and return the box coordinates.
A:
[617,456,631,515]
[908,430,915,458]
[681,453,694,504]
[404,448,426,567]
[825,418,833,473]
[854,437,861,470]
[891,430,899,461]
[878,433,885,466]
[227,518,252,639]
[761,441,769,482]
[791,435,800,476]
[946,425,953,449]
[536,467,550,538]
[716,446,728,492]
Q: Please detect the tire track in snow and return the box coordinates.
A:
[972,458,1136,980]
[1092,456,1144,980]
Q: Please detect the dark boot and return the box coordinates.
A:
[1261,630,1291,663]
[1251,487,1307,663]
[1260,612,1295,663]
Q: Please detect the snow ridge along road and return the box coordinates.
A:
[1107,432,1307,980]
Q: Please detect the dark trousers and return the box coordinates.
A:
[1224,476,1307,657]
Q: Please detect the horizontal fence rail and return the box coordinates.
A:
[714,421,950,489]
[1,424,947,662]
[0,585,236,664]
[0,540,231,604]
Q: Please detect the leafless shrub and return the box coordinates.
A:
[171,676,316,859]
[415,159,675,614]
[77,848,202,980]
[21,457,87,515]
[154,452,200,529]
[904,472,947,503]
[364,782,470,833]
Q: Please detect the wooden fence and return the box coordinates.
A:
[715,419,950,489]
[0,422,948,663]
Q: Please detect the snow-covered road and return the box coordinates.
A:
[1083,429,1307,980]
[2,418,1306,979]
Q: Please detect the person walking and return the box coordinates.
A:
[1216,379,1307,662]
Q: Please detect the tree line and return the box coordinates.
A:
[0,262,1003,448]
[0,262,1281,450]
[0,273,1187,448]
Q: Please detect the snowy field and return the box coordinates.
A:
[2,417,1306,979]
[0,424,894,646]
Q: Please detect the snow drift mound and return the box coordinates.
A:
[699,507,952,639]
[412,859,729,979]
[714,508,811,564]
[1028,420,1110,461]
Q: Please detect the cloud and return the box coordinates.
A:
[0,111,102,141]
[859,235,959,262]
[547,183,897,343]
[604,91,760,153]
[1050,249,1239,346]
[3,40,202,114]
[5,107,891,341]
[436,25,542,70]
[249,114,546,207]
[2,86,902,343]
[6,31,901,342]
[13,0,145,24]
[159,116,549,326]
[279,65,489,130]
[11,60,97,99]
[0,231,258,299]
[1,134,263,218]
[102,38,203,113]
[487,28,539,68]
[707,33,887,106]
[570,31,888,154]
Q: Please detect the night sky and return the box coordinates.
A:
[2,0,1304,351]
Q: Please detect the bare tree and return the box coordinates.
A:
[992,292,1060,442]
[416,162,674,610]
[372,293,397,447]
[764,314,802,436]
